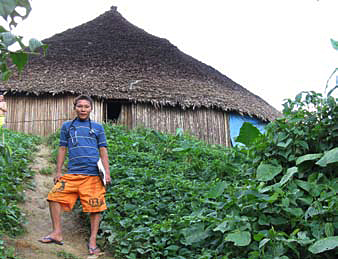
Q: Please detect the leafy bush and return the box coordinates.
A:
[45,91,336,258]
[99,125,244,258]
[96,91,337,259]
[0,128,40,258]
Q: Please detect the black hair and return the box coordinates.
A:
[73,95,93,108]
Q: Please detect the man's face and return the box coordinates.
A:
[0,95,3,102]
[74,99,92,120]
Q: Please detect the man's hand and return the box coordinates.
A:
[105,174,111,185]
[53,173,62,184]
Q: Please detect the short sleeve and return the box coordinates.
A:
[97,124,107,147]
[59,122,68,147]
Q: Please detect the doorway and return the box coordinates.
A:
[105,101,122,123]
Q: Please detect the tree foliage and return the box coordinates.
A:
[0,0,46,81]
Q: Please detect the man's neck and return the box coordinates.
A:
[76,117,90,122]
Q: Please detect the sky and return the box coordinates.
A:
[4,0,338,111]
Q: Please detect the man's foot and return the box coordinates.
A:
[87,244,103,256]
[88,245,101,255]
[38,236,64,245]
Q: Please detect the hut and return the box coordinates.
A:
[1,6,281,146]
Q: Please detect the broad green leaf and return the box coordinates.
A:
[29,38,44,52]
[283,207,303,217]
[172,147,190,152]
[235,122,262,146]
[182,224,209,245]
[0,0,16,19]
[325,223,334,237]
[0,31,16,47]
[295,179,310,192]
[296,153,322,165]
[259,238,270,249]
[225,231,251,246]
[304,207,321,220]
[207,181,227,198]
[298,196,313,206]
[213,221,228,233]
[267,192,279,203]
[254,233,265,241]
[316,147,338,167]
[10,51,28,72]
[277,138,292,148]
[270,217,288,225]
[258,182,279,193]
[256,162,282,181]
[331,38,338,50]
[165,245,179,251]
[279,167,297,186]
[258,215,270,226]
[308,236,338,254]
[136,248,145,254]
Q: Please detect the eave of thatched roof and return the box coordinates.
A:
[1,6,281,121]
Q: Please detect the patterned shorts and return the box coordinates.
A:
[47,174,107,212]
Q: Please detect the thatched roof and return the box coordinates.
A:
[2,6,281,121]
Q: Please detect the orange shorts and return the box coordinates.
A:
[47,174,107,213]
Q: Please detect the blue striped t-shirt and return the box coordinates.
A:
[59,118,107,176]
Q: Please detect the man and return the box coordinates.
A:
[39,95,111,256]
[0,94,7,127]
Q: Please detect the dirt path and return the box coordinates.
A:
[12,144,115,259]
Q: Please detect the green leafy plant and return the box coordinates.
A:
[45,91,337,258]
[0,0,47,80]
[0,128,40,258]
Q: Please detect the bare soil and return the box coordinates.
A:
[9,144,115,259]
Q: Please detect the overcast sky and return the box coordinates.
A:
[6,0,338,111]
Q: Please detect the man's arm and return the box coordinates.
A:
[99,147,111,185]
[54,146,67,183]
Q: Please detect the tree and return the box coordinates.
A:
[0,0,46,81]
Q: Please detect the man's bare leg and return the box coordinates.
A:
[39,201,63,242]
[88,212,101,253]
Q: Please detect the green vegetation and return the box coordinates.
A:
[95,90,336,258]
[0,89,336,259]
[0,0,46,80]
[39,166,53,175]
[0,239,18,259]
[0,128,40,258]
[56,250,81,259]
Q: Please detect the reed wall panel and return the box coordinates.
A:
[131,103,231,146]
[5,94,104,136]
[117,103,132,128]
[5,94,231,145]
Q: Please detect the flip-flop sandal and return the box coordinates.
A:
[38,236,64,245]
[88,244,104,256]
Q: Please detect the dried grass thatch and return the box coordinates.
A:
[1,6,281,121]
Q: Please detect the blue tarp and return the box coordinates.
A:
[229,113,267,146]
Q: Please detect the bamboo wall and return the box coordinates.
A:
[5,94,230,145]
[5,94,104,136]
[130,103,231,146]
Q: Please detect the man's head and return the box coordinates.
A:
[73,95,93,120]
[0,95,4,102]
